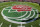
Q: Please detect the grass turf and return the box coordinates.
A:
[0,2,40,27]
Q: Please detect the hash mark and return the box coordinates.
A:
[0,22,3,27]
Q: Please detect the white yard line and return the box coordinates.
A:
[21,23,22,27]
[31,25,33,27]
[9,24,11,27]
[0,22,3,27]
[8,9,11,12]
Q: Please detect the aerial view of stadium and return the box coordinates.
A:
[0,0,40,27]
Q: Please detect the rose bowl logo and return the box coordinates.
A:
[12,5,32,12]
[1,5,39,24]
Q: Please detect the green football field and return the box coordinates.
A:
[0,2,40,27]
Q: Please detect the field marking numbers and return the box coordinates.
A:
[0,22,3,27]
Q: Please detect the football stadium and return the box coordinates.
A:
[0,0,40,27]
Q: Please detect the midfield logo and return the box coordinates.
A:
[1,5,39,24]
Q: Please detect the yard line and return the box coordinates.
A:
[0,22,3,27]
[9,24,11,27]
[31,25,33,27]
[21,22,22,27]
[8,9,11,12]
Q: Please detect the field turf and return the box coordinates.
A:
[0,2,40,27]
